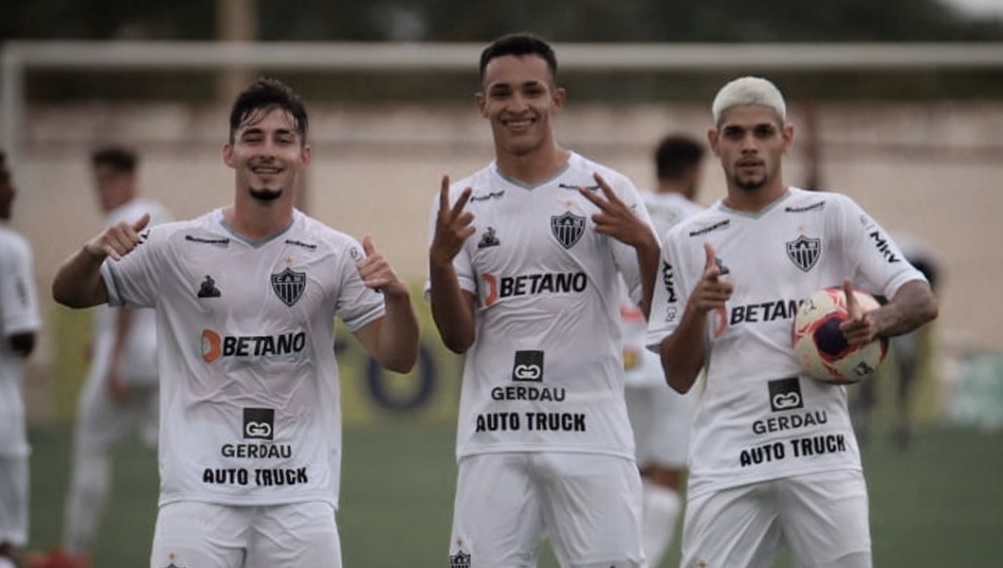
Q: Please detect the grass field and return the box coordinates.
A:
[25,420,1003,567]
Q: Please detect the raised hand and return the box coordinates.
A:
[85,213,150,261]
[429,175,475,265]
[578,172,653,248]
[356,235,407,297]
[839,278,879,345]
[690,242,733,316]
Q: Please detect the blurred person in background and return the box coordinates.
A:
[620,133,705,567]
[0,150,43,568]
[854,234,942,450]
[428,32,660,567]
[49,77,419,568]
[646,76,938,567]
[29,146,171,568]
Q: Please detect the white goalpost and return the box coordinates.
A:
[3,40,1003,171]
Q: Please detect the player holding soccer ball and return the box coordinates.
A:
[646,76,938,567]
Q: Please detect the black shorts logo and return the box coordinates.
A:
[768,378,803,412]
[243,408,274,440]
[449,551,471,568]
[512,350,544,382]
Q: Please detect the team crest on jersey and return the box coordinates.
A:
[768,378,804,412]
[786,235,821,272]
[551,211,586,249]
[478,226,500,249]
[449,551,471,568]
[271,267,306,306]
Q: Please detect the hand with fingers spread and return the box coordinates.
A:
[85,213,151,261]
[355,235,408,298]
[689,242,734,316]
[839,278,881,345]
[430,175,476,266]
[578,172,656,249]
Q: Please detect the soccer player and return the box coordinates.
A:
[646,76,938,567]
[29,146,172,568]
[51,77,419,568]
[428,33,660,567]
[0,150,42,568]
[621,133,705,568]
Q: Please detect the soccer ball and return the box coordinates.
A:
[792,287,888,384]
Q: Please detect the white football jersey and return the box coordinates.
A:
[646,188,926,499]
[622,192,704,387]
[92,197,172,385]
[101,208,384,508]
[430,152,655,459]
[0,225,41,457]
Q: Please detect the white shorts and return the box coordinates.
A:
[681,469,872,568]
[625,383,698,468]
[75,362,158,452]
[150,501,341,568]
[0,455,28,547]
[449,452,645,568]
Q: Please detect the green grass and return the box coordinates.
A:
[27,422,1003,567]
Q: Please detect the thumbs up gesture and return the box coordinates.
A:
[85,213,150,261]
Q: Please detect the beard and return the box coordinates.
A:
[248,187,283,202]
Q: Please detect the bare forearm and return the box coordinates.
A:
[634,233,661,320]
[660,307,709,393]
[52,246,109,308]
[374,292,420,373]
[876,280,939,338]
[428,258,475,353]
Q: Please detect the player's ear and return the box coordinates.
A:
[782,123,795,154]
[475,91,488,118]
[222,143,235,168]
[300,143,312,167]
[551,86,566,112]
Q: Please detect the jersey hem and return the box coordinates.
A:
[457,445,635,462]
[687,462,863,499]
[157,493,340,510]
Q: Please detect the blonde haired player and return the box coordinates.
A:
[647,76,938,567]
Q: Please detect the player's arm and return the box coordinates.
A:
[840,278,937,346]
[353,237,420,373]
[106,307,137,400]
[659,242,732,393]
[53,214,150,308]
[428,176,477,353]
[579,172,661,318]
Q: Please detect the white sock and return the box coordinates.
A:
[641,481,682,568]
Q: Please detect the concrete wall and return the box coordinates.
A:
[9,101,1002,391]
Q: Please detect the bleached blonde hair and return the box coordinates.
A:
[711,76,787,126]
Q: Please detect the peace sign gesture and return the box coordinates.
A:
[577,172,653,248]
[430,175,475,266]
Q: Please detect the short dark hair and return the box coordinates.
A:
[91,146,139,173]
[654,134,705,181]
[479,33,558,84]
[229,77,309,144]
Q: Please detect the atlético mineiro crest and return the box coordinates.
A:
[271,267,306,306]
[551,211,586,249]
[786,235,821,272]
[449,551,471,568]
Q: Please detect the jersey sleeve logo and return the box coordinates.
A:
[785,235,821,272]
[551,211,586,249]
[271,267,307,306]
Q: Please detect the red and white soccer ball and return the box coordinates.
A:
[793,287,888,385]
